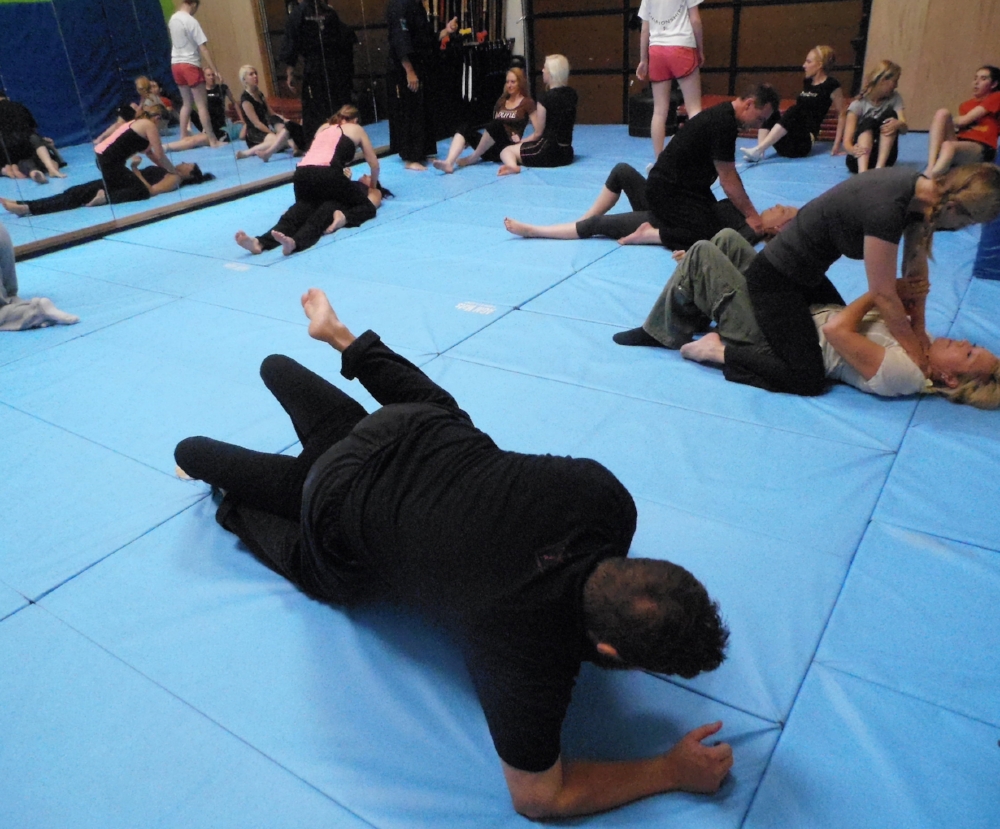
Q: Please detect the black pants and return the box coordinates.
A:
[174,334,463,599]
[575,163,649,239]
[846,109,899,173]
[460,120,515,163]
[24,180,104,215]
[257,166,376,252]
[723,255,845,395]
[772,105,818,158]
[519,136,573,168]
[645,174,723,251]
[95,156,149,205]
[388,64,438,163]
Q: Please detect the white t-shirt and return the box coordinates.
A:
[638,0,702,48]
[812,305,928,397]
[169,11,207,66]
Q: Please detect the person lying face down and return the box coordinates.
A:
[504,161,798,246]
[175,287,735,819]
[615,228,1000,408]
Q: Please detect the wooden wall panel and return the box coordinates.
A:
[533,16,624,71]
[738,1,861,69]
[700,6,734,69]
[533,0,618,12]
[193,0,273,95]
[867,0,1000,129]
[572,73,625,124]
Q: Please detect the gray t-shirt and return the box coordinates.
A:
[812,305,927,397]
[762,167,923,285]
[848,91,904,122]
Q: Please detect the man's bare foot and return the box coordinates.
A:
[680,332,726,364]
[236,148,253,159]
[619,221,662,246]
[323,210,347,235]
[0,197,29,217]
[29,170,48,184]
[504,217,534,238]
[235,230,263,254]
[404,161,427,171]
[272,230,297,255]
[50,169,67,179]
[301,287,355,351]
[456,156,475,168]
[431,159,454,174]
[86,189,108,207]
[498,164,520,176]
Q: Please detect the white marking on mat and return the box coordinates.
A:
[455,301,496,315]
[225,263,251,272]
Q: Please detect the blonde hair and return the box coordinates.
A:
[239,65,258,87]
[928,359,1000,409]
[137,103,167,120]
[860,60,901,101]
[811,46,835,72]
[544,54,570,87]
[911,163,1000,259]
[134,76,151,96]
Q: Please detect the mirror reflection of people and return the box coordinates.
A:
[385,0,458,171]
[166,67,239,151]
[90,105,181,206]
[0,86,67,183]
[235,105,384,256]
[619,229,1000,409]
[236,66,304,161]
[505,161,797,245]
[924,65,1000,178]
[169,0,225,149]
[174,286,733,820]
[281,0,358,146]
[497,55,578,176]
[0,221,79,331]
[2,161,215,217]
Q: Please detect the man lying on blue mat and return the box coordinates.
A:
[175,288,732,819]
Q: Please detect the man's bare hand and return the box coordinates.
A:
[672,249,686,262]
[663,721,733,794]
[745,214,764,235]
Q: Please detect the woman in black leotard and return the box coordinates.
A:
[235,105,386,256]
[91,105,181,206]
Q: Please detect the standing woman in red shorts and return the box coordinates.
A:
[169,0,224,149]
[635,0,704,158]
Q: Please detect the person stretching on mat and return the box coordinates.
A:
[923,66,1000,178]
[175,287,733,819]
[235,105,383,256]
[637,85,779,250]
[432,68,539,174]
[650,164,1000,396]
[504,161,797,244]
[614,229,1000,408]
[1,161,214,217]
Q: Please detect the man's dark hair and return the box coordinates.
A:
[583,558,729,678]
[981,65,1000,90]
[741,83,781,114]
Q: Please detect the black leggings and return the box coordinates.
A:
[256,166,376,252]
[722,255,845,395]
[846,109,899,173]
[576,163,651,239]
[24,180,105,215]
[772,105,817,158]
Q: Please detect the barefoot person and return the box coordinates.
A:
[235,65,303,162]
[641,85,779,249]
[0,221,78,331]
[235,105,382,256]
[614,229,1000,408]
[168,0,224,149]
[708,164,1000,396]
[504,161,797,244]
[432,69,538,173]
[924,66,1000,178]
[175,285,732,819]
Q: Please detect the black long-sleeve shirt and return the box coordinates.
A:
[301,331,638,771]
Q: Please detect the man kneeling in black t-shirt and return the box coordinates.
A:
[175,288,732,819]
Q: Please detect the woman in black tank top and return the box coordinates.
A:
[95,106,181,205]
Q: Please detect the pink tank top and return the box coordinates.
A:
[95,121,134,155]
[298,125,344,167]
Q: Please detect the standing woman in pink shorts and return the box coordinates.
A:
[636,0,704,158]
[169,0,224,149]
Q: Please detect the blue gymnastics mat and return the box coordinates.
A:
[3,125,998,827]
